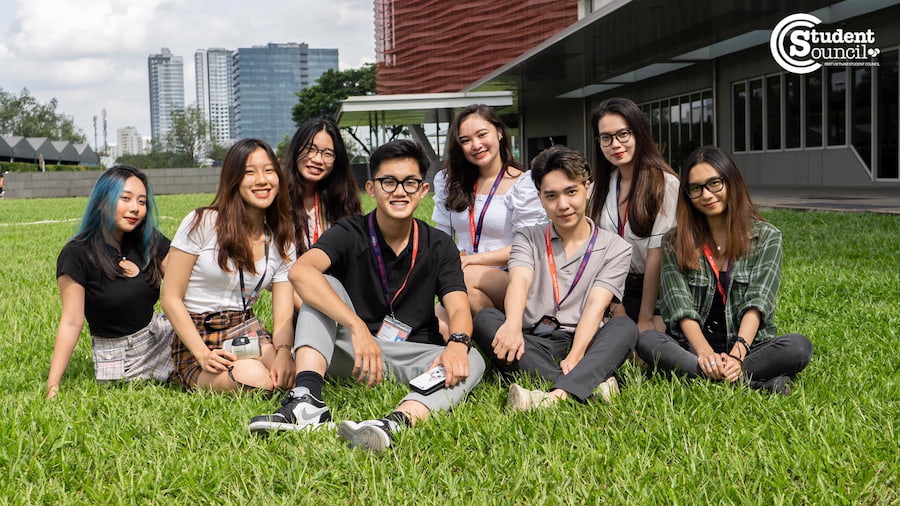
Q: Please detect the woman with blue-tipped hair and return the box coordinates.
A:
[45,165,173,398]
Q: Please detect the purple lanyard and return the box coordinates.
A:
[468,167,505,252]
[238,232,269,312]
[545,224,600,315]
[368,212,419,317]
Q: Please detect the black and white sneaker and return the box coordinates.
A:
[248,392,332,434]
[338,418,397,451]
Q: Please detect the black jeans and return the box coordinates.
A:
[473,308,637,401]
[636,330,813,382]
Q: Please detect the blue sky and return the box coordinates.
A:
[0,0,375,145]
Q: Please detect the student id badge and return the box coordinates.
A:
[531,315,561,337]
[376,315,412,342]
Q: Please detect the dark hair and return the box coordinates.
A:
[672,146,764,271]
[530,145,591,189]
[440,104,523,212]
[72,165,163,285]
[588,97,678,237]
[281,118,361,253]
[192,138,294,274]
[368,139,430,179]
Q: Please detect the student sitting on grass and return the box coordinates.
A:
[46,166,173,398]
[472,145,637,410]
[249,140,485,451]
[635,146,813,394]
[162,139,297,393]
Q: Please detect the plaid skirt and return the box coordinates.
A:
[172,309,273,390]
[91,313,174,383]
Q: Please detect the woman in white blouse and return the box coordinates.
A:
[432,104,545,333]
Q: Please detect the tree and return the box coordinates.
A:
[165,107,210,164]
[0,87,86,143]
[292,63,403,155]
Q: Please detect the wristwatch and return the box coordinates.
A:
[448,332,472,350]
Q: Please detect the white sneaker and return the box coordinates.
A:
[338,419,396,451]
[592,376,620,404]
[248,392,332,434]
[506,383,560,411]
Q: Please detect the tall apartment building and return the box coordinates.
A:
[117,126,146,156]
[232,43,338,148]
[147,47,185,144]
[374,0,577,94]
[195,48,236,145]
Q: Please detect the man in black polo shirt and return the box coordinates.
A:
[250,140,484,451]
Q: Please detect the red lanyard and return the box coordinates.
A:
[702,243,731,304]
[368,212,419,317]
[468,168,505,252]
[545,223,600,316]
[305,193,321,247]
[615,173,629,238]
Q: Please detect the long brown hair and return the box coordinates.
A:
[672,146,764,271]
[588,97,677,237]
[192,138,294,274]
[440,104,523,212]
[281,118,361,253]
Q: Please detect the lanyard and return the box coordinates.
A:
[615,173,629,238]
[305,192,321,247]
[368,212,420,317]
[238,231,270,314]
[468,168,505,252]
[702,243,731,304]
[545,223,600,316]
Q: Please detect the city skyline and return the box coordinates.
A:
[0,0,375,150]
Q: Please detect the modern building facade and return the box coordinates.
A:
[232,43,338,148]
[117,126,146,156]
[147,48,185,145]
[195,48,236,145]
[374,0,577,94]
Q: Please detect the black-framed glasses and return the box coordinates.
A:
[373,176,424,194]
[686,177,726,199]
[595,129,632,147]
[298,145,336,162]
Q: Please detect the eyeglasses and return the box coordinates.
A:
[373,176,424,194]
[595,129,633,147]
[686,177,726,199]
[298,145,336,162]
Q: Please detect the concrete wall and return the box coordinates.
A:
[3,167,222,199]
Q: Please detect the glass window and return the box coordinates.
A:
[805,72,823,147]
[785,73,801,148]
[660,100,671,166]
[877,49,899,179]
[766,75,782,150]
[827,67,847,146]
[749,78,764,151]
[680,96,691,144]
[702,90,713,145]
[691,93,702,146]
[733,82,746,151]
[851,67,872,169]
[651,103,661,153]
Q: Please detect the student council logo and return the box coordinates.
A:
[770,13,880,74]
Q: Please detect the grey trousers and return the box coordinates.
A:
[473,308,638,401]
[294,275,485,412]
[636,330,813,382]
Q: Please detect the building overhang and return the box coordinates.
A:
[336,91,515,127]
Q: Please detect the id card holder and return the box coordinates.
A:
[531,315,561,336]
[376,315,412,342]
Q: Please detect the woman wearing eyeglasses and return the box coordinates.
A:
[590,97,680,333]
[635,146,812,394]
[162,139,297,392]
[283,118,362,255]
[432,104,545,330]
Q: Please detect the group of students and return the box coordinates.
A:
[45,98,813,452]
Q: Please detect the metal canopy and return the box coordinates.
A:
[336,91,515,127]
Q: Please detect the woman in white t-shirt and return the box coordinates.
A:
[589,97,680,333]
[432,104,545,331]
[162,138,297,392]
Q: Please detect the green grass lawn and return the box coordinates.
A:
[0,194,897,503]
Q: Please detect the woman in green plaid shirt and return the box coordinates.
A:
[635,147,812,394]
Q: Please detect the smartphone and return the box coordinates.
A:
[409,365,446,395]
[531,315,561,336]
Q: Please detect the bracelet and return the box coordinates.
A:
[735,336,751,355]
[275,344,293,352]
[727,353,743,364]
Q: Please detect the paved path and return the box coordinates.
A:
[749,185,900,215]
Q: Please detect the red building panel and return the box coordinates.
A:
[375,0,577,94]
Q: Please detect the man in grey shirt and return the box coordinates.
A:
[472,145,638,410]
